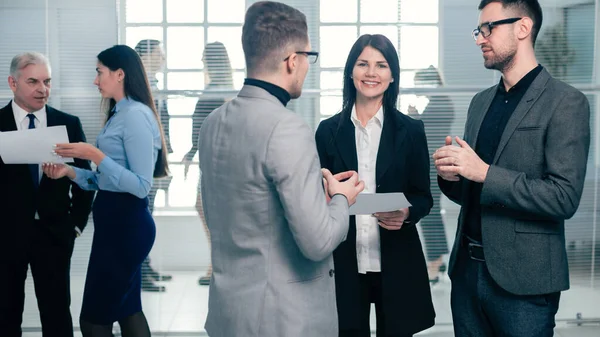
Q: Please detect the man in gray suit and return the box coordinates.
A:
[198,2,365,336]
[433,0,590,336]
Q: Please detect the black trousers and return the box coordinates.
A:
[339,272,412,337]
[0,221,75,337]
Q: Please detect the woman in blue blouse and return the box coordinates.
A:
[43,45,169,336]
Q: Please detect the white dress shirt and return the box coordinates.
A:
[13,100,47,219]
[351,105,384,274]
[12,100,47,180]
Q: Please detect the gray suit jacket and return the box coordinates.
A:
[198,85,350,337]
[440,69,590,295]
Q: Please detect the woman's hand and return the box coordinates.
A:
[374,208,410,230]
[42,163,76,180]
[54,142,105,165]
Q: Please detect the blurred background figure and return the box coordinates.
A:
[182,41,234,286]
[408,65,455,283]
[135,39,174,292]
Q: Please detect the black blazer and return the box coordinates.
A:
[315,108,435,335]
[0,102,95,254]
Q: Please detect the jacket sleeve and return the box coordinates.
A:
[404,120,433,224]
[68,117,95,232]
[480,90,591,219]
[266,114,349,262]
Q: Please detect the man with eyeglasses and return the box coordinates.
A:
[196,1,364,336]
[434,0,590,336]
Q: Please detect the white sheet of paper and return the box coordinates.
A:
[348,192,412,215]
[0,125,73,164]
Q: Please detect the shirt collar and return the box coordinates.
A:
[114,96,132,113]
[243,78,291,106]
[350,104,384,128]
[12,100,46,125]
[498,64,543,94]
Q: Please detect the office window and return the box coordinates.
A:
[318,0,440,118]
[123,0,245,210]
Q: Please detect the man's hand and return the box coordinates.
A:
[374,208,409,231]
[433,136,459,181]
[322,170,356,203]
[433,136,489,183]
[322,168,364,205]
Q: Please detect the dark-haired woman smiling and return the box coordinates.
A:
[315,34,435,336]
[43,44,169,337]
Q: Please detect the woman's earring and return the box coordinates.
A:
[390,78,394,82]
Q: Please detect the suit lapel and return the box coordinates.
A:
[46,106,59,127]
[468,87,497,147]
[0,102,36,190]
[376,110,405,183]
[458,86,497,232]
[492,71,549,163]
[0,102,18,132]
[40,106,60,188]
[334,114,358,172]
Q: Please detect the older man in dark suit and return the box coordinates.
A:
[434,1,590,336]
[0,52,95,337]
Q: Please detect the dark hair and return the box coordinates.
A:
[340,34,400,118]
[414,65,444,86]
[97,45,169,178]
[242,1,308,74]
[134,39,161,57]
[204,42,234,88]
[478,0,543,46]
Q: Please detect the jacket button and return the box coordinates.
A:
[329,269,335,277]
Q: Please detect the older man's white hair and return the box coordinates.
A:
[9,52,52,79]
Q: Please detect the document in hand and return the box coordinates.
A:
[0,125,73,164]
[349,192,412,215]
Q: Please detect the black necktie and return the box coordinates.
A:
[26,114,39,189]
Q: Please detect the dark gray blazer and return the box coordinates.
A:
[439,68,590,296]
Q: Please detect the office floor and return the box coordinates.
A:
[18,268,600,336]
[17,213,600,336]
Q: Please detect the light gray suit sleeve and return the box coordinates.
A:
[266,114,350,262]
[481,90,591,219]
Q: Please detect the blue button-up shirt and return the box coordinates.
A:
[72,97,161,198]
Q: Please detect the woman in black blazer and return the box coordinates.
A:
[315,34,435,337]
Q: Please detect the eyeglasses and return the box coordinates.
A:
[472,17,522,40]
[283,51,319,64]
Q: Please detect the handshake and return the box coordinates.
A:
[321,168,365,206]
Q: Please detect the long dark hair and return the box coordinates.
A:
[340,34,400,118]
[97,45,169,178]
[204,41,234,88]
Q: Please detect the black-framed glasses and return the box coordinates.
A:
[283,51,319,64]
[472,17,522,40]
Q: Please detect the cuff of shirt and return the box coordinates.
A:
[72,167,91,187]
[98,155,124,183]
